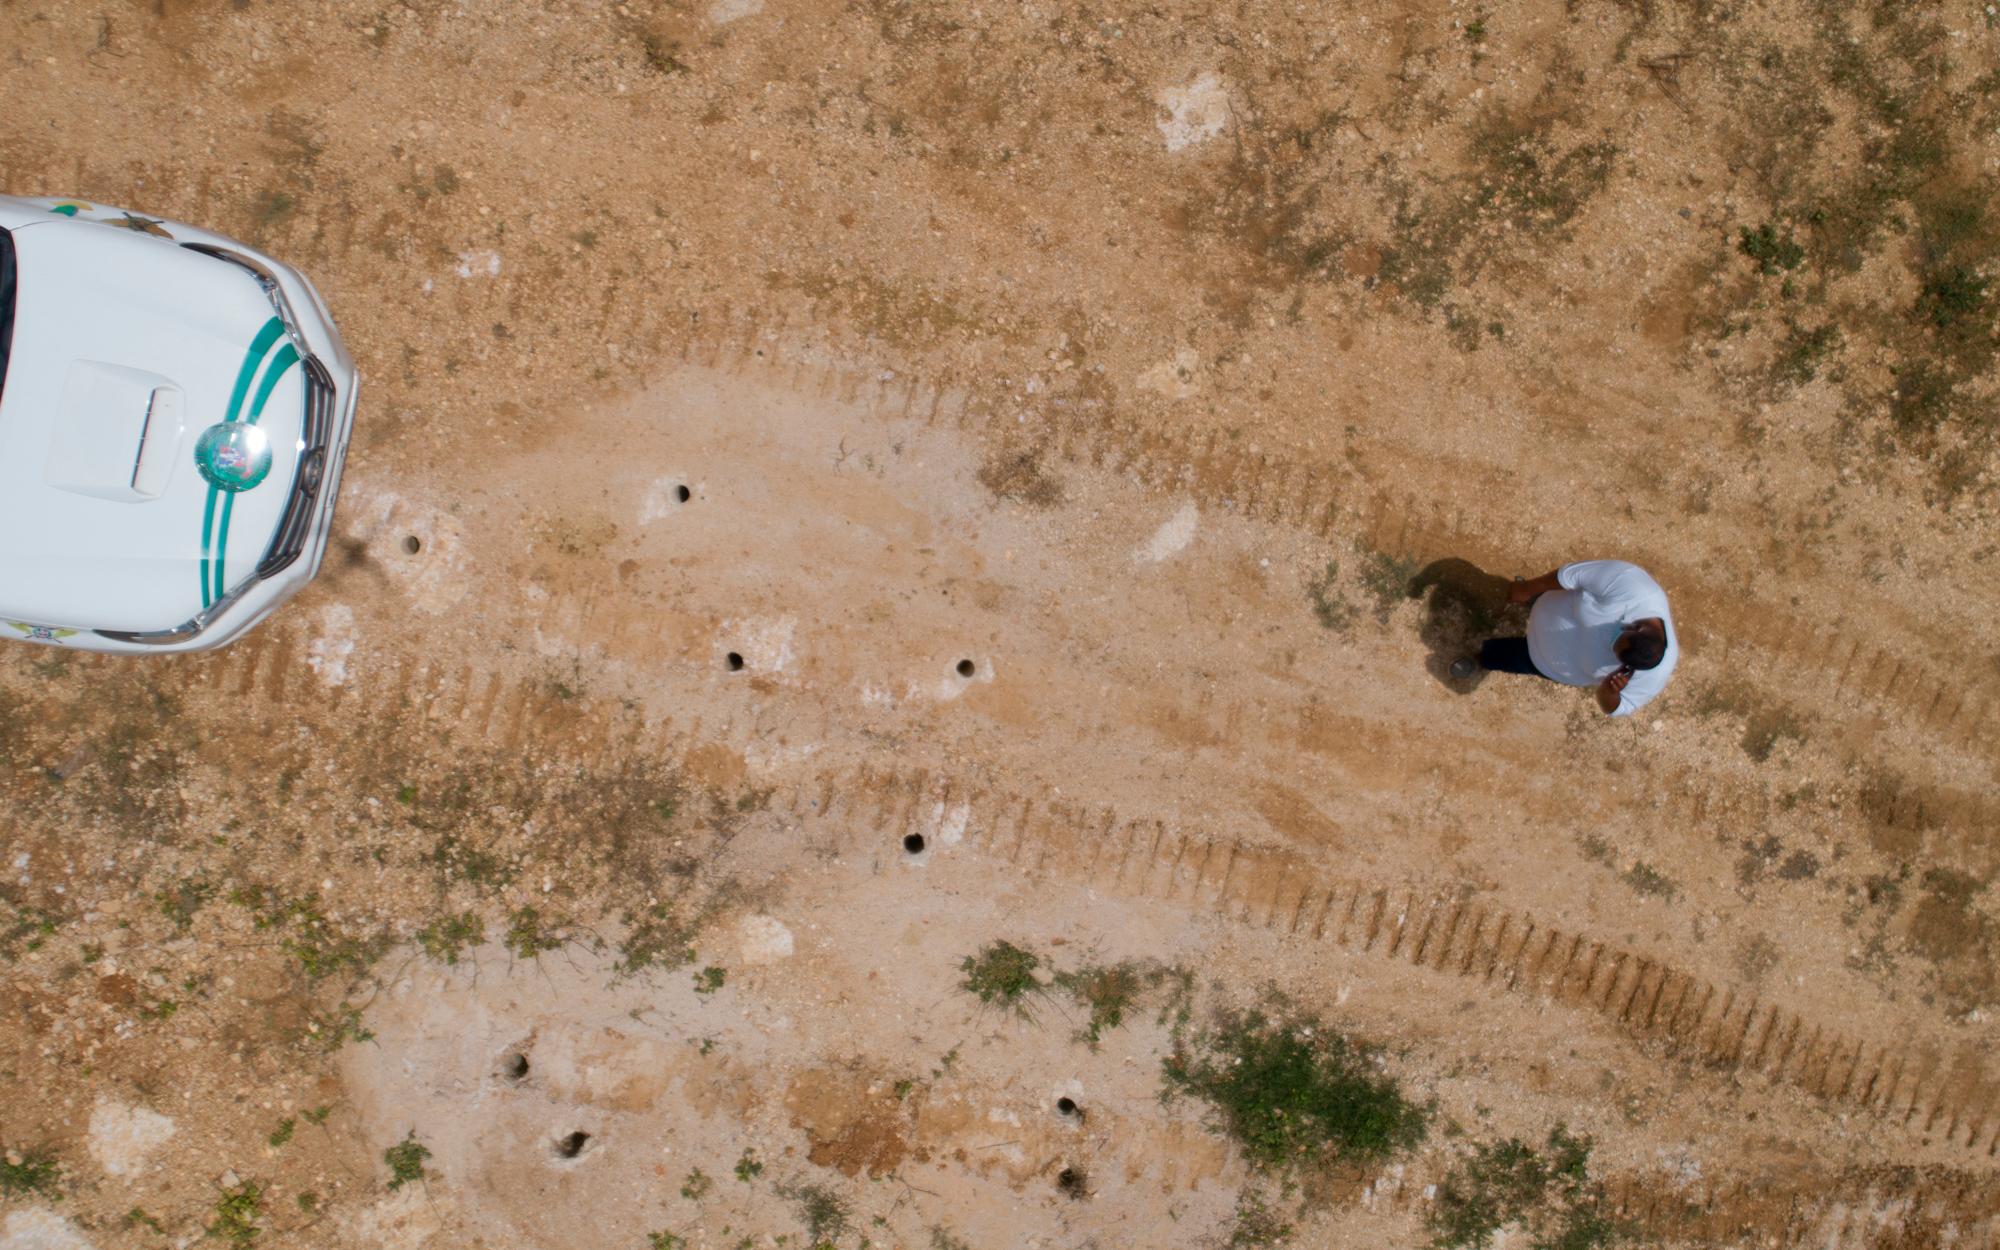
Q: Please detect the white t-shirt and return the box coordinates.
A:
[1525,560,1677,716]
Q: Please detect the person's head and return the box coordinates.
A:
[1614,620,1667,671]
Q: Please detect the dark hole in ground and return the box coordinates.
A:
[726,652,744,671]
[903,833,926,854]
[402,535,421,555]
[1056,1097,1078,1116]
[956,659,976,677]
[500,1052,529,1080]
[556,1131,590,1159]
[1057,1166,1087,1198]
[676,484,691,503]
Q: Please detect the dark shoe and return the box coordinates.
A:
[1449,657,1477,680]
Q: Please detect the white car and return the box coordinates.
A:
[0,195,358,653]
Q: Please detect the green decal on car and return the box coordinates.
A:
[198,318,299,609]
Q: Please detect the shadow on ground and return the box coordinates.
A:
[1406,557,1518,693]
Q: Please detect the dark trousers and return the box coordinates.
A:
[1479,637,1550,680]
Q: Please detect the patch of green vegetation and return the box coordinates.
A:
[617,902,700,973]
[268,1118,296,1149]
[680,1167,713,1200]
[648,1234,688,1250]
[930,1227,973,1250]
[416,912,484,965]
[239,890,389,982]
[157,876,215,930]
[296,1191,318,1213]
[425,828,517,889]
[693,965,726,995]
[1772,320,1841,386]
[208,1181,263,1244]
[504,906,569,960]
[1738,222,1804,275]
[1307,561,1353,632]
[1427,1125,1629,1249]
[784,1182,850,1245]
[0,900,59,960]
[1163,1009,1428,1170]
[0,1148,61,1199]
[734,1150,763,1182]
[307,1005,374,1052]
[302,1105,334,1126]
[1360,550,1422,621]
[1228,1188,1294,1247]
[1577,834,1615,866]
[1053,960,1163,1048]
[1917,265,1989,331]
[960,940,1046,1014]
[1620,862,1678,901]
[253,189,295,230]
[384,1131,431,1190]
[1741,708,1807,762]
[126,1207,166,1233]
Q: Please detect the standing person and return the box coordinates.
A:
[1455,560,1677,717]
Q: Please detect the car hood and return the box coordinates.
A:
[0,217,308,633]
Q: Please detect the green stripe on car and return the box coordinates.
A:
[199,317,286,608]
[208,343,301,605]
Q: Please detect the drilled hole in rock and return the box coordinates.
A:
[956,659,975,678]
[402,535,421,555]
[500,1052,529,1081]
[1056,1167,1088,1199]
[1056,1097,1079,1117]
[903,833,926,854]
[676,484,691,503]
[726,652,744,672]
[555,1131,590,1159]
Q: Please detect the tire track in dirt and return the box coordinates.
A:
[169,620,2000,1167]
[792,761,2000,1165]
[659,323,2000,880]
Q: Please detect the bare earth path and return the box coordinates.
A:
[2,2,1997,1247]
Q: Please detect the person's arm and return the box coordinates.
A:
[1508,568,1564,605]
[1596,668,1633,715]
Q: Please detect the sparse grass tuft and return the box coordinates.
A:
[1054,960,1164,1048]
[268,1118,295,1149]
[384,1131,431,1190]
[1428,1125,1628,1249]
[157,876,214,930]
[1307,561,1353,632]
[693,965,726,995]
[504,906,568,960]
[1360,550,1422,621]
[1163,1009,1428,1170]
[416,912,484,965]
[734,1150,763,1182]
[784,1181,850,1244]
[1738,222,1804,275]
[0,1147,62,1199]
[0,901,59,960]
[960,940,1046,1014]
[1620,862,1678,902]
[616,902,701,974]
[680,1167,712,1200]
[1229,1188,1294,1247]
[648,1234,688,1250]
[208,1181,263,1244]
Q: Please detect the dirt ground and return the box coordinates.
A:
[3,0,1999,1246]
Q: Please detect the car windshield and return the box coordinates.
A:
[0,227,14,405]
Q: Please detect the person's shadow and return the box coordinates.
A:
[1402,557,1520,693]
